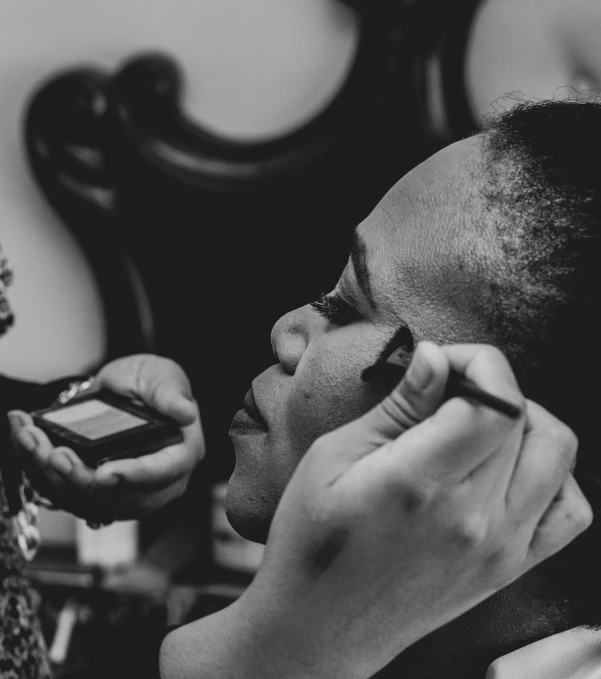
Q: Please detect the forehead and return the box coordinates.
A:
[358,136,490,343]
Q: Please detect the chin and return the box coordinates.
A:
[224,471,274,544]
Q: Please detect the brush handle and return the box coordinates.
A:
[446,371,523,419]
[380,352,523,419]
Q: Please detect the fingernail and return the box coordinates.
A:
[7,411,27,431]
[52,455,73,477]
[17,429,37,452]
[405,345,433,390]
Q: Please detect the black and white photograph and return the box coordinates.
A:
[0,1,600,677]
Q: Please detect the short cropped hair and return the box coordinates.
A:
[479,99,601,627]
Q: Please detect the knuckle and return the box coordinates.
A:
[392,477,437,514]
[159,356,185,379]
[452,512,490,549]
[574,500,594,533]
[482,544,511,576]
[162,357,184,380]
[478,344,508,366]
[478,529,527,586]
[548,423,579,463]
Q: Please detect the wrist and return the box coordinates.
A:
[231,583,345,679]
[159,596,326,679]
[159,603,260,679]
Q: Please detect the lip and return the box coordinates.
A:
[229,387,268,434]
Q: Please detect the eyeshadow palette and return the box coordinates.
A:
[30,390,183,468]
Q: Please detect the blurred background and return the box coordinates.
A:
[0,0,599,673]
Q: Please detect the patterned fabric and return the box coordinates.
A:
[0,245,51,677]
[0,245,14,338]
[0,487,51,679]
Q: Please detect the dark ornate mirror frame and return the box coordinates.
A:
[22,0,483,563]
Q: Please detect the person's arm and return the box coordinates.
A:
[8,354,204,521]
[8,344,591,679]
[160,343,590,679]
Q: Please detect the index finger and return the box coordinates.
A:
[93,443,191,490]
[373,346,526,483]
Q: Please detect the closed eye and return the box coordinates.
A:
[310,292,361,326]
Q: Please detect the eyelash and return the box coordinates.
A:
[310,292,361,326]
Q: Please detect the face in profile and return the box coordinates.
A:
[227,135,494,543]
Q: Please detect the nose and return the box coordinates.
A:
[270,304,321,375]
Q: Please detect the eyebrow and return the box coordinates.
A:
[350,230,377,309]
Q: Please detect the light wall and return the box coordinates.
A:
[0,0,357,545]
[0,0,358,382]
[3,1,600,380]
[466,0,601,125]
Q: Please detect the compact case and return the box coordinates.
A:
[31,389,183,468]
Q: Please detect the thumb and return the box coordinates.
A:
[97,355,196,427]
[144,372,197,427]
[373,341,450,440]
[342,342,451,456]
[315,342,451,471]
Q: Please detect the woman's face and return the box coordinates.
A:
[227,136,492,542]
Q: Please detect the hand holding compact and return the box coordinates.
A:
[216,342,591,679]
[9,354,204,520]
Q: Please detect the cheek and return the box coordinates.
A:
[282,339,388,456]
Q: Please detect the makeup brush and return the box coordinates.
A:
[363,348,523,420]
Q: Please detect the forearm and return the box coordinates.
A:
[159,602,274,679]
[159,597,338,679]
